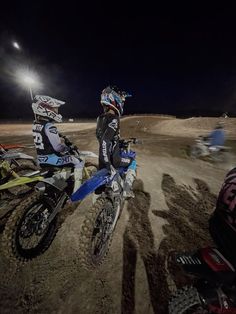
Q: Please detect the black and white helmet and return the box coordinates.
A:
[32,95,65,123]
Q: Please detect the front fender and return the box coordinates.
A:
[71,168,109,202]
[0,176,44,190]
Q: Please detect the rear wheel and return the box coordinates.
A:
[79,197,117,269]
[211,151,227,163]
[2,192,58,263]
[169,286,208,314]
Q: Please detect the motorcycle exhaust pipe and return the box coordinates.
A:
[35,182,46,193]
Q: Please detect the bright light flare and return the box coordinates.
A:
[12,41,21,50]
[15,68,42,100]
[22,75,37,86]
[16,69,41,88]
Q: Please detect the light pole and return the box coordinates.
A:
[22,76,35,100]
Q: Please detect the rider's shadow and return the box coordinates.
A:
[121,175,217,314]
[152,174,217,311]
[122,179,161,314]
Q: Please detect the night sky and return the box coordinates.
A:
[1,2,236,119]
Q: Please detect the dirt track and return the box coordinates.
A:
[0,115,235,314]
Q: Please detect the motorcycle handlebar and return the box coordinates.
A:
[59,134,81,156]
[120,137,139,145]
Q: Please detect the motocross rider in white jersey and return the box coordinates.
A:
[32,95,84,193]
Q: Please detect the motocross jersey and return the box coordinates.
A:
[210,167,236,266]
[96,113,120,169]
[216,167,236,232]
[209,129,225,146]
[32,120,68,156]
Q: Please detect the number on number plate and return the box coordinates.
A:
[33,132,44,149]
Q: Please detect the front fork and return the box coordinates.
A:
[83,167,90,180]
[104,189,123,234]
[1,160,19,179]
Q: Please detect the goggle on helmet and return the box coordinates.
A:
[100,86,131,116]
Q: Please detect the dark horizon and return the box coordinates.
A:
[1,2,236,119]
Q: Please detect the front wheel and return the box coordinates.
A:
[79,197,117,269]
[2,192,58,263]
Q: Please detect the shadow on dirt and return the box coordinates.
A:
[122,179,160,314]
[122,175,217,314]
[152,174,217,313]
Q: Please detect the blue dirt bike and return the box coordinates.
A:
[71,138,138,269]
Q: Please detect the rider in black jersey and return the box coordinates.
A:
[96,86,136,198]
[209,167,236,267]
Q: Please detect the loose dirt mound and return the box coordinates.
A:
[150,117,236,138]
[0,122,96,136]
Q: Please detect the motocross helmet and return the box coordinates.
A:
[32,95,65,123]
[100,85,131,116]
[215,121,224,129]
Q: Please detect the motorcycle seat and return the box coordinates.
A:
[39,164,72,170]
[201,247,236,285]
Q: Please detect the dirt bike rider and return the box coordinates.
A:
[196,122,226,157]
[208,122,225,149]
[31,95,84,193]
[209,167,236,268]
[96,85,136,198]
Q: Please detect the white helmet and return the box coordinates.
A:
[32,95,65,123]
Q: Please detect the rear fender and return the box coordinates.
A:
[2,152,34,160]
[71,168,109,202]
[200,247,235,272]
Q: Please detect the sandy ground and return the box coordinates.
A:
[0,115,236,314]
[0,122,96,136]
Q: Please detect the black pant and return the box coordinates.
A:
[209,212,236,267]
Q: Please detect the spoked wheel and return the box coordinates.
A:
[79,197,117,269]
[169,286,208,314]
[190,146,202,159]
[210,151,227,163]
[2,192,58,263]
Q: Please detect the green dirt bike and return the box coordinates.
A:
[0,144,38,227]
[0,143,37,187]
[1,138,98,263]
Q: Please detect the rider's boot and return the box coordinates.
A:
[73,167,83,193]
[123,160,136,199]
[92,193,100,204]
